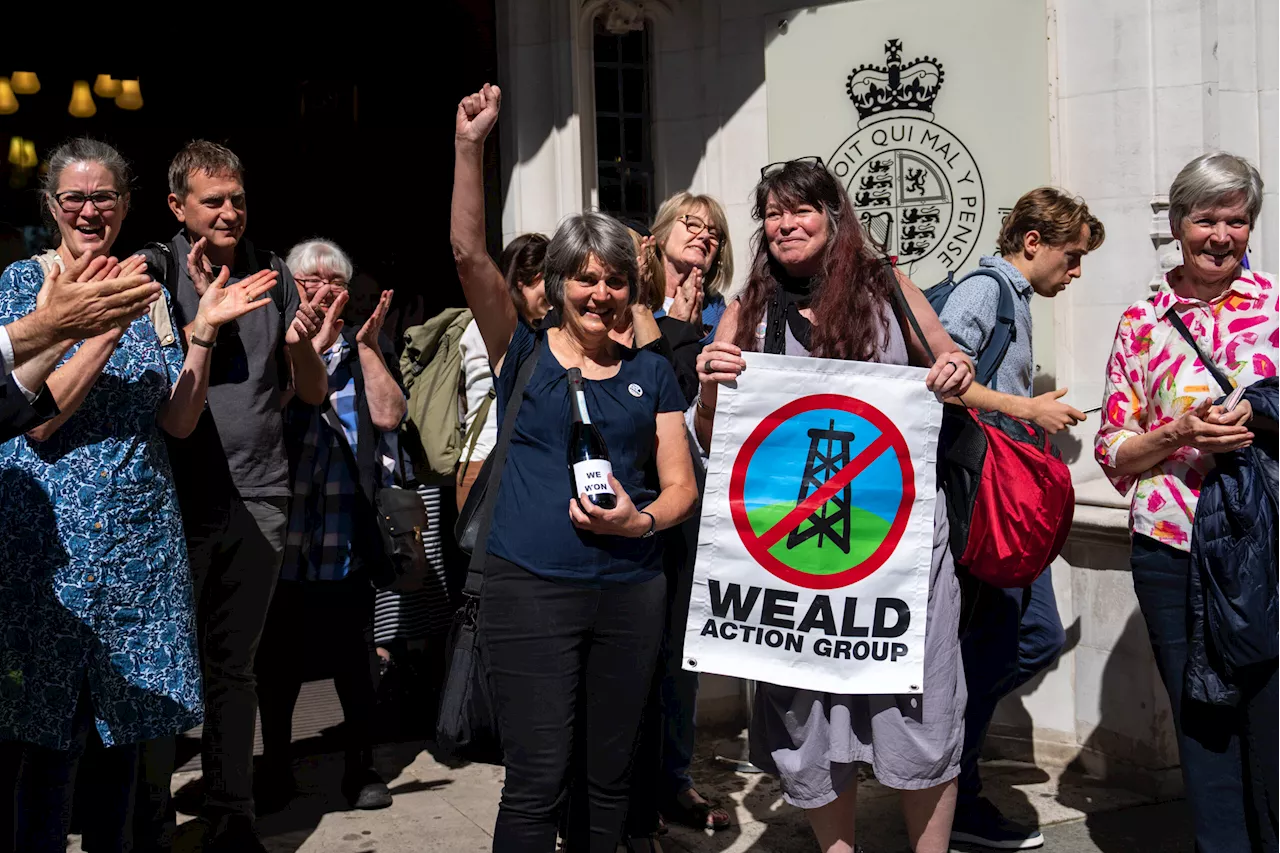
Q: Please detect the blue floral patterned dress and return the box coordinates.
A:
[0,258,203,750]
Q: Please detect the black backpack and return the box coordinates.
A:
[143,238,289,344]
[144,239,292,390]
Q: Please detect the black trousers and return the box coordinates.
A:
[626,522,700,836]
[134,495,288,840]
[0,684,110,853]
[482,556,665,853]
[958,567,1065,804]
[255,574,379,768]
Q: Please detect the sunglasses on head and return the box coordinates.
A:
[760,156,826,178]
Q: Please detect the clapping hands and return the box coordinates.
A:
[38,253,161,341]
[187,237,279,334]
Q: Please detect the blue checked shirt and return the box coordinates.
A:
[283,339,397,582]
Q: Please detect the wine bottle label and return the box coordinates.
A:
[573,460,615,498]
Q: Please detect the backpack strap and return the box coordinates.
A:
[143,241,181,300]
[956,267,1017,390]
[457,386,496,482]
[1165,308,1234,396]
[462,333,543,597]
[142,241,186,353]
[264,251,288,325]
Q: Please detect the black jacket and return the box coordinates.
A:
[0,374,57,443]
[653,315,703,406]
[1185,376,1279,706]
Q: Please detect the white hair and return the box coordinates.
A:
[285,238,354,281]
[1168,152,1265,235]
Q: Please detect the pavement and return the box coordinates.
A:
[67,678,1192,852]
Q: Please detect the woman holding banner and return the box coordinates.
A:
[692,158,974,853]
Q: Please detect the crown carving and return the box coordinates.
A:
[846,39,944,124]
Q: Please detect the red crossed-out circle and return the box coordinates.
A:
[728,394,914,590]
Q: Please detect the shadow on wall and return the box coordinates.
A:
[497,1,803,212]
[978,613,1083,831]
[1059,611,1187,851]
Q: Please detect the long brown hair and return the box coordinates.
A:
[733,161,891,361]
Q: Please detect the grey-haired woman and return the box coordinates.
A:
[453,85,697,852]
[1095,151,1276,852]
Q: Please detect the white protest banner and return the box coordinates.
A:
[683,352,941,695]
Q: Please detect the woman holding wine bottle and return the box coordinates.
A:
[452,84,698,853]
[693,158,974,853]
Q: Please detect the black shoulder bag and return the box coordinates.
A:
[321,401,430,594]
[1165,309,1235,397]
[436,334,543,764]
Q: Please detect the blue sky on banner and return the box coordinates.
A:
[741,408,903,523]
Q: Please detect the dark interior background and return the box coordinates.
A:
[0,3,501,344]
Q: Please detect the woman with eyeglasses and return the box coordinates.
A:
[0,137,279,849]
[693,158,974,853]
[617,202,736,844]
[643,193,734,343]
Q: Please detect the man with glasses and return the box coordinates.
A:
[135,141,329,853]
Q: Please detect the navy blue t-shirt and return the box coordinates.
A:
[487,322,685,586]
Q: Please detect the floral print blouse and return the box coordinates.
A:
[1095,269,1278,551]
[0,259,203,749]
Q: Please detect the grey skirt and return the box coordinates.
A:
[749,492,965,807]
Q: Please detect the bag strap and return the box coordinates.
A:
[457,386,496,483]
[463,332,544,596]
[1165,309,1234,397]
[958,267,1017,389]
[886,263,937,366]
[323,399,411,496]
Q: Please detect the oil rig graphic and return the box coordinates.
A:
[786,419,856,554]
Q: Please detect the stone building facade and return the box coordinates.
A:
[491,0,1278,792]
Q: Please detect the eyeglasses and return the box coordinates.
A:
[760,156,826,178]
[678,214,723,245]
[53,190,123,212]
[295,275,349,290]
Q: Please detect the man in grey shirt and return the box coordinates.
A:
[137,142,330,853]
[937,188,1104,850]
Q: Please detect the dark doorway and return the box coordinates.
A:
[0,5,501,345]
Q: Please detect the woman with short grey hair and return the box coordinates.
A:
[1096,151,1276,851]
[284,239,353,310]
[453,85,697,851]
